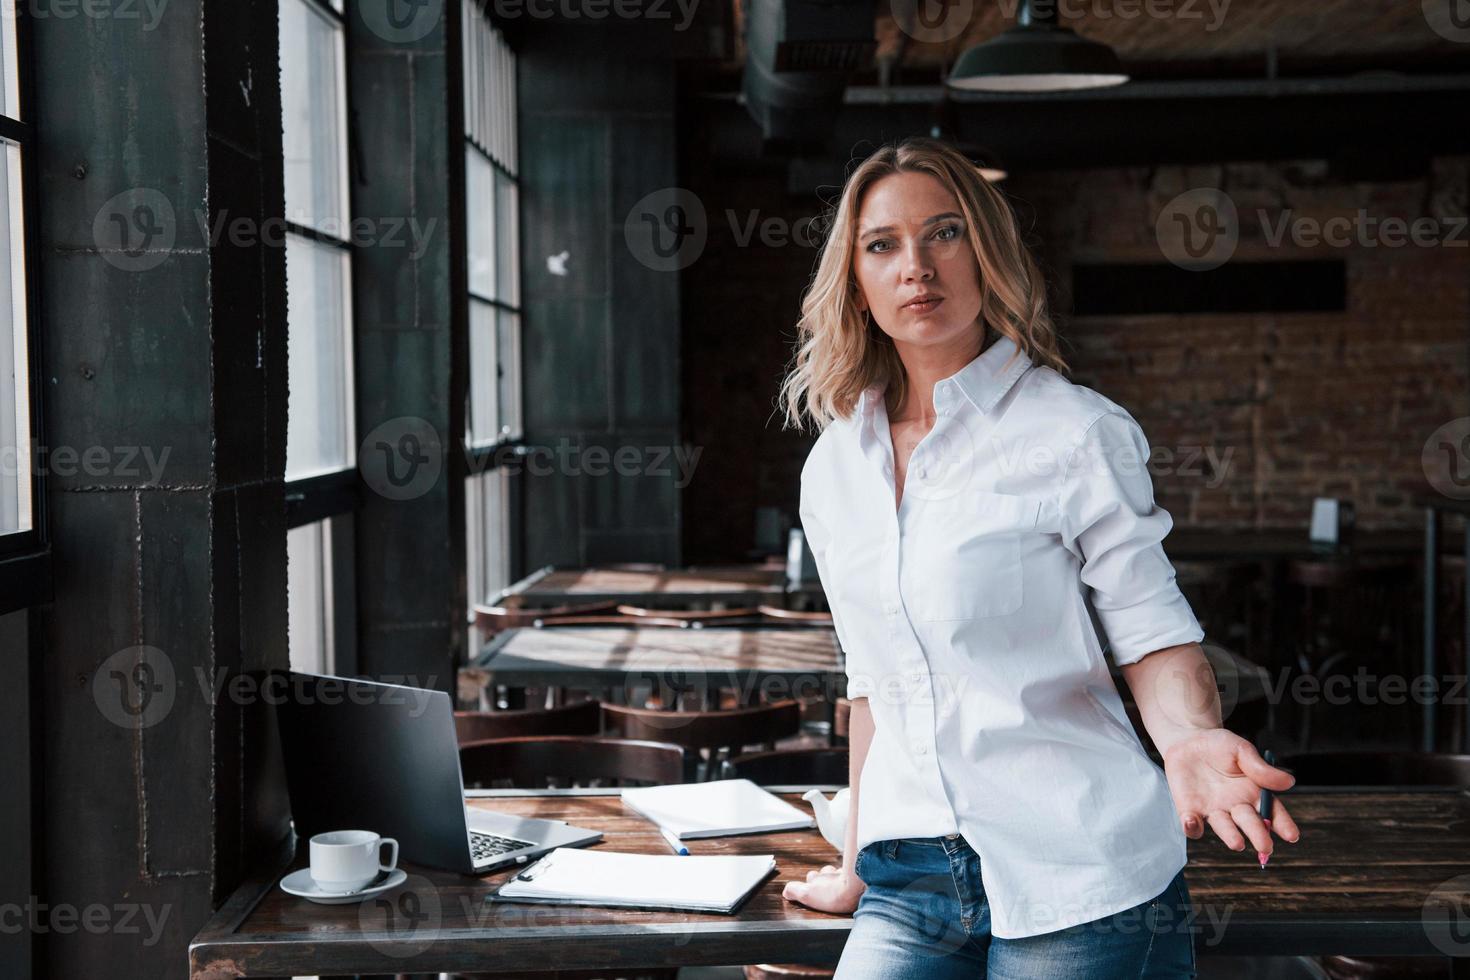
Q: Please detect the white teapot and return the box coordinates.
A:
[802,787,850,853]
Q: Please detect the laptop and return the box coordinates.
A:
[276,671,603,874]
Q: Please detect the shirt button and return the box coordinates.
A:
[916,466,928,480]
[913,742,928,756]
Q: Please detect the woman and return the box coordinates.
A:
[777,137,1301,979]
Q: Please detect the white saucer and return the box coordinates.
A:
[280,867,407,905]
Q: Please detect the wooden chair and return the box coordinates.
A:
[473,600,618,634]
[757,605,833,625]
[1278,751,1470,980]
[744,966,835,980]
[532,614,691,628]
[459,735,691,788]
[1284,559,1413,749]
[1432,555,1466,751]
[453,971,676,980]
[722,747,849,784]
[617,603,762,623]
[601,699,803,781]
[453,698,602,745]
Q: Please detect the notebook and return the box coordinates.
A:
[621,778,815,839]
[488,847,777,914]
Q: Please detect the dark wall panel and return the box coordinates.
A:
[348,1,466,688]
[519,26,681,572]
[33,2,292,975]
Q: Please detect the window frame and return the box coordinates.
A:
[460,4,523,616]
[465,148,522,453]
[282,0,357,502]
[0,2,50,615]
[281,0,358,675]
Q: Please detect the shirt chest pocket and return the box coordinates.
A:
[907,490,1041,621]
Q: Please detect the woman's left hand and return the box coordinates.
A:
[1161,728,1301,859]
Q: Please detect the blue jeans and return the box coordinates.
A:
[835,836,1197,980]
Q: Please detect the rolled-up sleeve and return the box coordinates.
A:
[1056,411,1204,666]
[799,479,874,699]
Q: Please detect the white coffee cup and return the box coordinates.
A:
[309,830,399,893]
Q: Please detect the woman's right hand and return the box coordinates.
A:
[782,864,866,914]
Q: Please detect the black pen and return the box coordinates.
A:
[1257,748,1275,870]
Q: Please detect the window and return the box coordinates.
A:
[0,124,30,537]
[287,514,356,676]
[281,0,356,670]
[465,468,510,614]
[462,5,520,620]
[287,521,333,675]
[464,6,520,449]
[0,1,46,615]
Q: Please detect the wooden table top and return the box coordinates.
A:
[495,564,792,607]
[191,787,1470,978]
[477,625,843,702]
[482,625,840,672]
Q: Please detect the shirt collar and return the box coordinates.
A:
[856,331,1032,423]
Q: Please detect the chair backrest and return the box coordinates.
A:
[1285,559,1412,665]
[1286,559,1405,590]
[722,747,849,785]
[617,604,761,622]
[473,600,617,633]
[601,699,803,755]
[532,614,691,628]
[453,699,602,745]
[757,605,834,624]
[1278,751,1470,787]
[458,735,690,788]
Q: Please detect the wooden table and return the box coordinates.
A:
[190,787,1470,977]
[477,624,844,708]
[493,563,802,609]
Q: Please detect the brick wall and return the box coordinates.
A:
[1015,157,1469,531]
[681,154,1470,561]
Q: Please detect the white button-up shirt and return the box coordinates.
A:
[799,333,1205,939]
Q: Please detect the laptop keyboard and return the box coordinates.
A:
[471,831,535,863]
